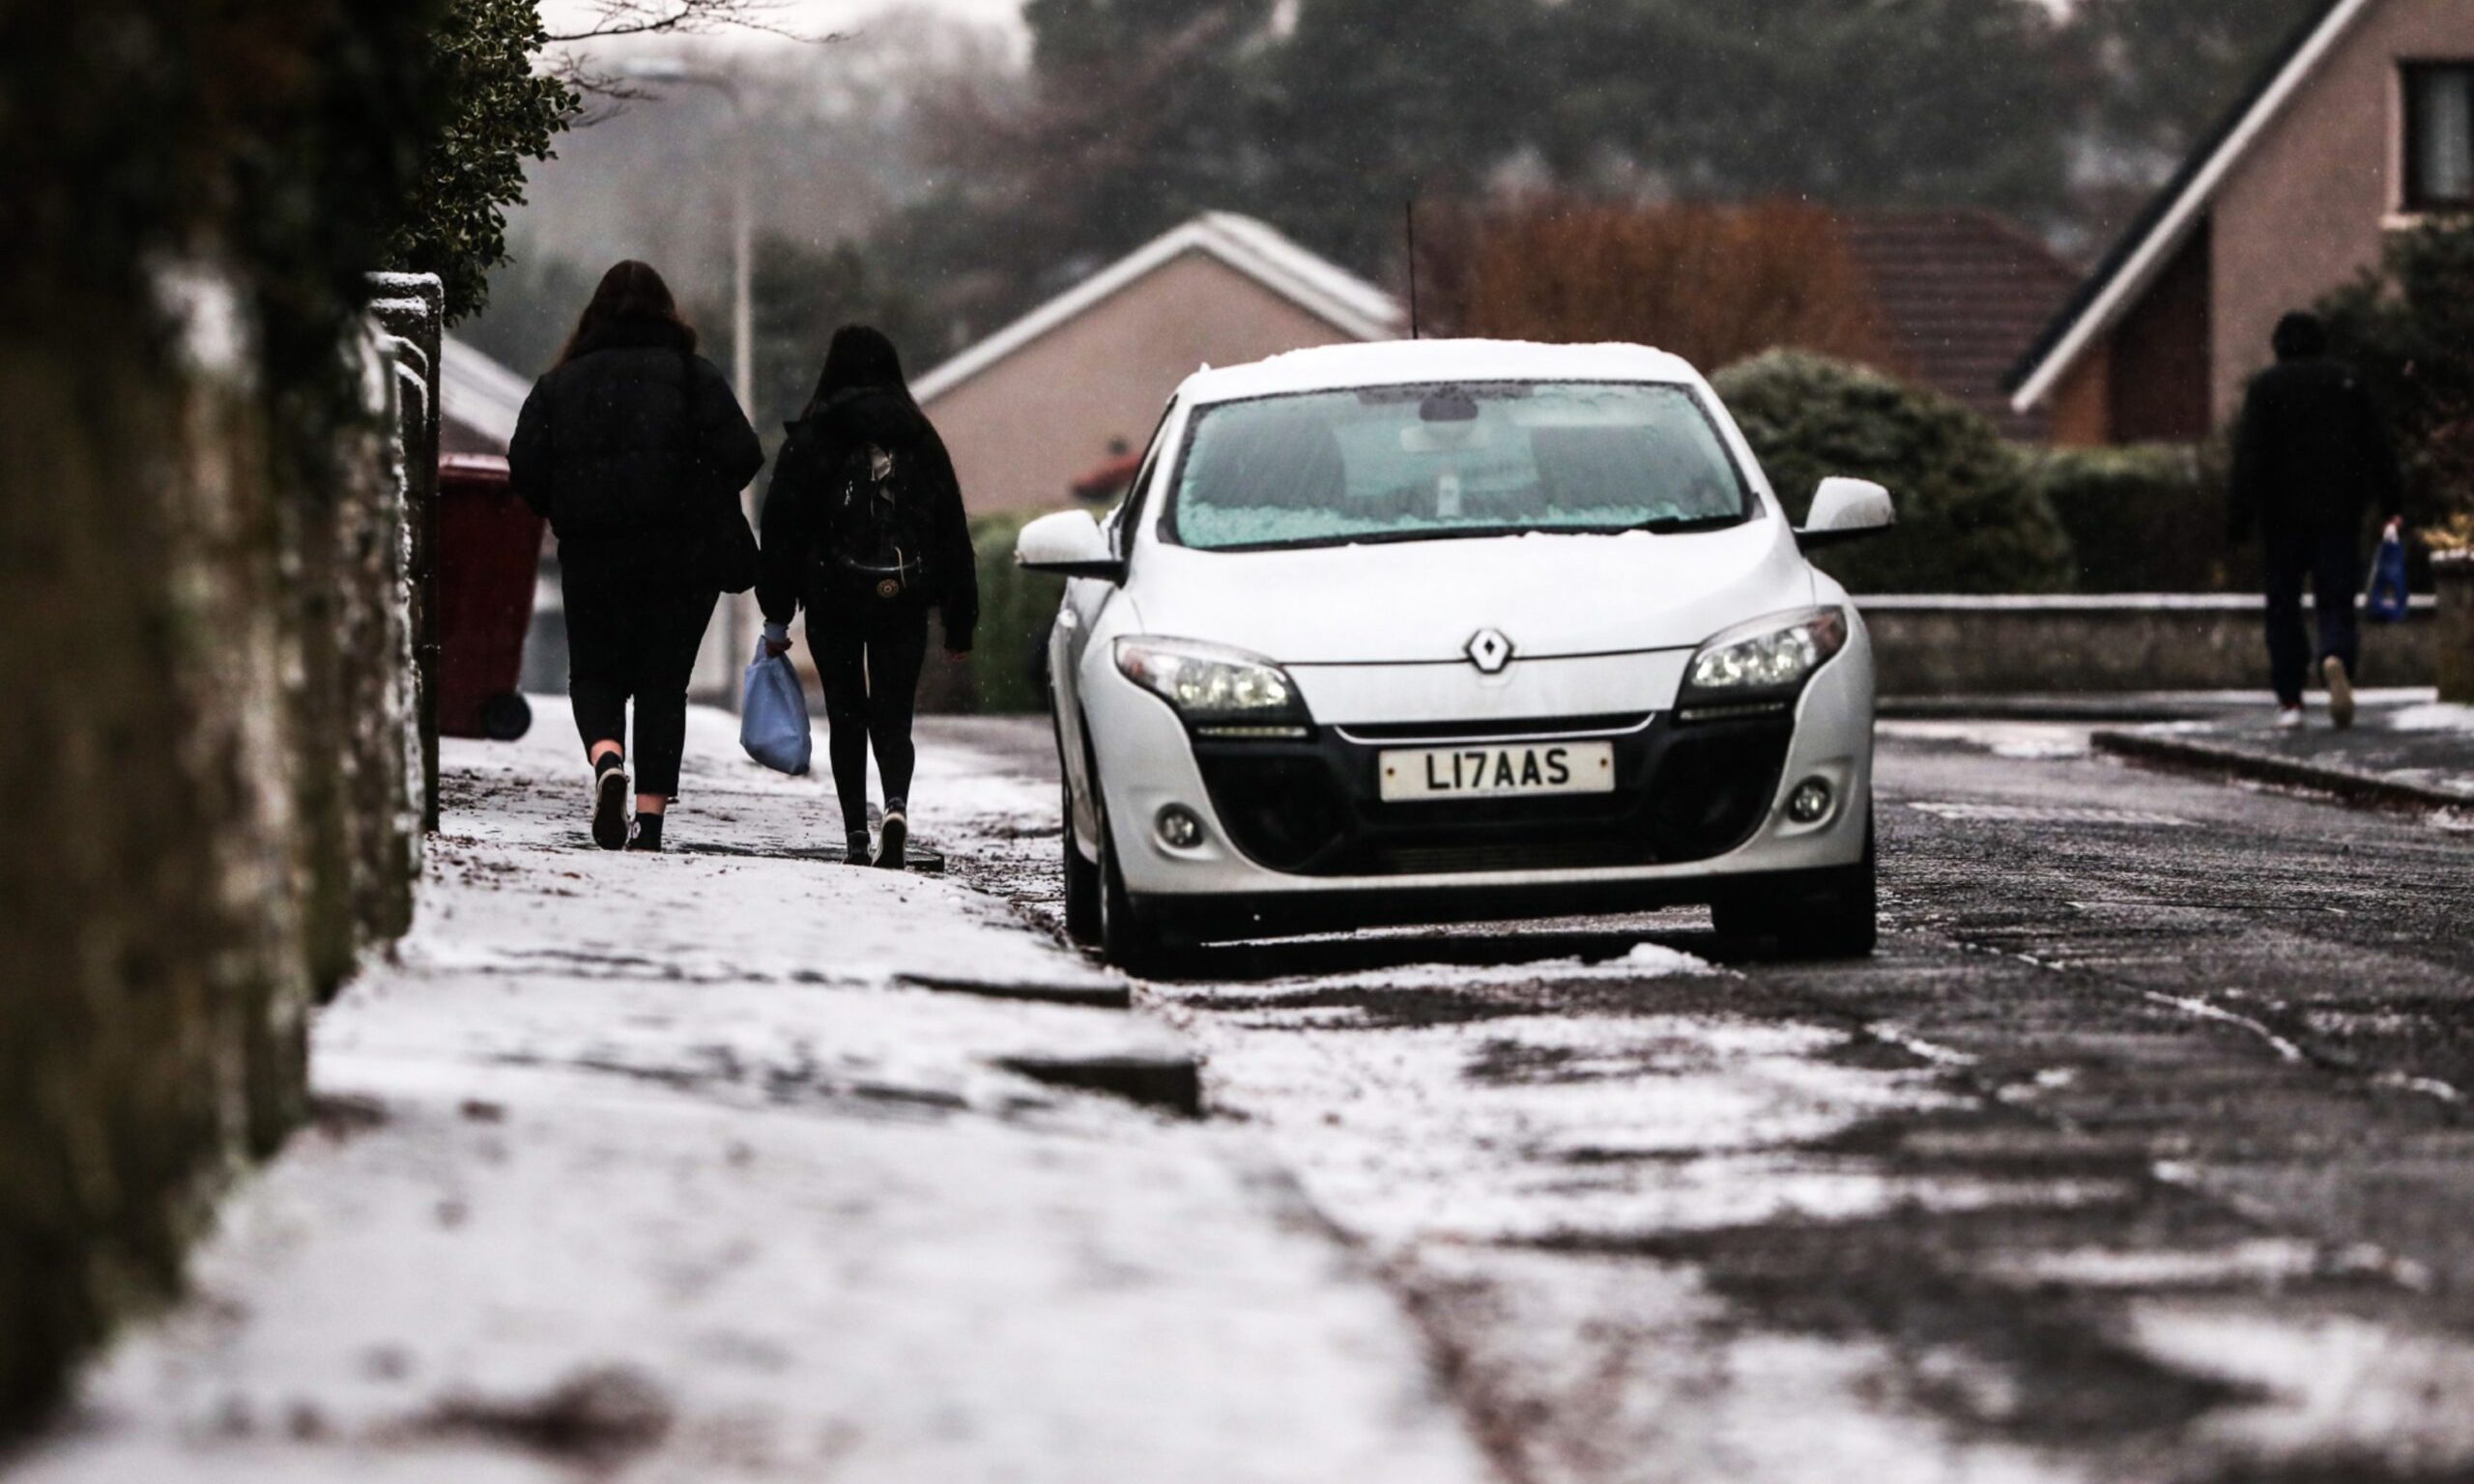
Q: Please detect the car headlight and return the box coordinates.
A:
[1678,607,1849,721]
[1114,637,1311,735]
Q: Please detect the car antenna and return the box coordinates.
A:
[1405,199,1422,340]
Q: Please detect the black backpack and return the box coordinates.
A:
[819,439,934,601]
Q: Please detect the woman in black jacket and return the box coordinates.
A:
[508,261,763,851]
[757,326,977,869]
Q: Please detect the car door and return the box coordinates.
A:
[1055,401,1176,850]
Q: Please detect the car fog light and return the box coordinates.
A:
[1155,805,1205,849]
[1787,778,1833,825]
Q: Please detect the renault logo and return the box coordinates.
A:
[1466,628,1514,674]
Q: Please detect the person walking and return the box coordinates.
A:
[757,327,977,869]
[509,261,763,851]
[2229,311,2403,730]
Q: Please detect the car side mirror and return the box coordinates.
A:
[1016,509,1128,582]
[1797,477,1895,550]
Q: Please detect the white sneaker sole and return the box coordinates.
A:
[2322,656,2355,729]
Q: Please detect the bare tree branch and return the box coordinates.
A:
[544,0,829,45]
[543,0,846,119]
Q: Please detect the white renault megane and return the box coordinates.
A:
[1016,340,1895,970]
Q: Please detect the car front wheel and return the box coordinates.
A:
[1061,783,1102,945]
[1711,812,1877,959]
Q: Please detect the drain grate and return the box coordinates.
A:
[1908,802,2194,828]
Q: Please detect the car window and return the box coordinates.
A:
[1110,401,1177,559]
[1165,381,1751,553]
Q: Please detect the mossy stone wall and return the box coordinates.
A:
[0,278,432,1428]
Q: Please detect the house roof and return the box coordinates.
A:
[440,334,532,451]
[913,212,1404,405]
[2005,0,2366,413]
[1834,210,2081,438]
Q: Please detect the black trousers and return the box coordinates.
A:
[564,568,718,799]
[2262,522,2362,707]
[806,591,930,832]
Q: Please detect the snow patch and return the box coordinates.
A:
[2388,701,2474,734]
[152,260,253,385]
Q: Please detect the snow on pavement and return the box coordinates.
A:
[11,701,1492,1484]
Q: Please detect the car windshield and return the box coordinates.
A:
[1165,381,1752,552]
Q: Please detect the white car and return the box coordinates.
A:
[1017,340,1893,971]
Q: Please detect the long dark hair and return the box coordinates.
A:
[804,324,910,415]
[556,260,697,367]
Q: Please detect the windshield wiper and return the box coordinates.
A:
[1636,514,1747,535]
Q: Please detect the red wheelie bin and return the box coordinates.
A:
[437,453,546,740]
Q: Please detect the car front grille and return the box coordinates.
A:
[1192,713,1795,878]
[1335,713,1654,743]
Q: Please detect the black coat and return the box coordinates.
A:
[757,387,979,650]
[2229,357,2402,541]
[507,317,764,585]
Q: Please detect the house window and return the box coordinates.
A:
[2404,64,2474,211]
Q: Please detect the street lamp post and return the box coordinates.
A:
[618,58,758,703]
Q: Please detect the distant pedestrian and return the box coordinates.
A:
[2229,311,2402,729]
[509,261,764,851]
[757,326,978,869]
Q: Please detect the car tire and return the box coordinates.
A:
[1712,810,1877,959]
[1061,783,1102,945]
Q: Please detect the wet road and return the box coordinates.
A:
[927,716,2474,1484]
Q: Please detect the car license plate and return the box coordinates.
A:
[1378,742,1616,802]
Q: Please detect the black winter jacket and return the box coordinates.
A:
[757,387,979,649]
[507,317,764,582]
[2228,357,2402,541]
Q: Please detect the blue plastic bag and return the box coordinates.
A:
[2366,530,2411,624]
[740,642,813,775]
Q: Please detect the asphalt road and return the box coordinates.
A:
[929,715,2474,1484]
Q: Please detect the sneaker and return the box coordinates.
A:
[2322,655,2355,729]
[844,830,872,867]
[627,813,664,852]
[2274,706,2307,730]
[590,758,630,850]
[876,807,907,871]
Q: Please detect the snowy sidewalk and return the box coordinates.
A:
[2093,693,2474,812]
[11,702,1489,1484]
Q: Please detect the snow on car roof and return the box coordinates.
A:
[1175,338,1706,405]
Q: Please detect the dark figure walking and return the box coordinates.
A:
[509,261,763,850]
[2229,311,2402,729]
[758,327,977,868]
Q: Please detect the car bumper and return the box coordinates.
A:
[1082,635,1875,937]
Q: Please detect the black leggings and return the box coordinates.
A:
[2263,522,2362,707]
[807,595,930,830]
[565,574,717,799]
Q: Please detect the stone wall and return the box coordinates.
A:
[1865,595,2442,697]
[0,271,433,1428]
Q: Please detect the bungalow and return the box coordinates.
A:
[914,213,1405,511]
[2009,0,2474,443]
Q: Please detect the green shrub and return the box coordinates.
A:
[918,508,1072,715]
[2029,442,2253,592]
[969,509,1072,713]
[1712,351,2075,593]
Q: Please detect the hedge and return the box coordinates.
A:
[2029,442,2254,593]
[1712,351,2076,594]
[917,508,1073,715]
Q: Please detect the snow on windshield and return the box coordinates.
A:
[1168,382,1749,552]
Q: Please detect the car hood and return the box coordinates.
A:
[1124,521,1815,665]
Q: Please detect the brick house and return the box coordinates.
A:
[2009,0,2474,443]
[915,213,1404,512]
